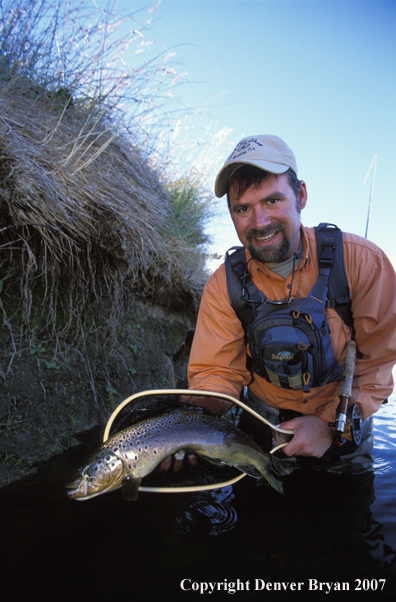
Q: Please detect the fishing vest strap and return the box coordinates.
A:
[315,223,353,328]
[310,228,336,303]
[225,247,264,320]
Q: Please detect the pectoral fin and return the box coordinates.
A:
[122,476,141,501]
[201,456,227,467]
[234,462,261,478]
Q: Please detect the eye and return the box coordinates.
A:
[267,198,279,205]
[234,205,248,214]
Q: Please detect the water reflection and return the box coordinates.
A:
[176,486,238,536]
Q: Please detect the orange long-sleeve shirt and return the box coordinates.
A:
[188,226,396,424]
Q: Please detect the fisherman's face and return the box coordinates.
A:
[228,173,307,263]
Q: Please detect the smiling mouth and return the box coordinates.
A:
[249,229,280,243]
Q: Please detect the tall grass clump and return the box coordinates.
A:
[0,0,211,351]
[164,172,211,248]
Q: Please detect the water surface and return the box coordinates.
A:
[2,389,395,601]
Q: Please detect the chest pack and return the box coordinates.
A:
[225,223,353,392]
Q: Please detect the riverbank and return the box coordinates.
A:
[0,1,209,488]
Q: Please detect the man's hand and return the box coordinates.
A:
[279,415,335,458]
[179,394,234,417]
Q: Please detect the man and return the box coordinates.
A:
[185,135,396,473]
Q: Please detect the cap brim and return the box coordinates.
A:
[215,160,290,198]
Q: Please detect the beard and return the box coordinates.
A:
[247,224,291,264]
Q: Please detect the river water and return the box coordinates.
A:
[2,383,396,601]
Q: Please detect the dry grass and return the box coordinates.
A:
[0,1,209,345]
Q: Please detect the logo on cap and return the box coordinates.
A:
[228,137,263,161]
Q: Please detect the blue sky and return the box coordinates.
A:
[96,0,396,267]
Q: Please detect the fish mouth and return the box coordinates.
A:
[66,476,121,500]
[67,448,125,501]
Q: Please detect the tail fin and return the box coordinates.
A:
[257,467,284,494]
[254,455,284,493]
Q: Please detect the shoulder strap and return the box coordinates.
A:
[225,247,262,330]
[315,223,353,329]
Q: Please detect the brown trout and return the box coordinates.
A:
[67,410,283,501]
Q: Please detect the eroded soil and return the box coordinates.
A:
[0,300,194,488]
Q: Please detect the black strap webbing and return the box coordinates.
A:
[315,223,353,329]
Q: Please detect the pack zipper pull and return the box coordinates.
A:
[302,372,311,392]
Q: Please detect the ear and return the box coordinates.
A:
[298,181,308,210]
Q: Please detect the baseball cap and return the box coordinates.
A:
[214,135,298,198]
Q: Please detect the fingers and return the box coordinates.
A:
[159,451,198,472]
[281,439,303,457]
[279,418,299,431]
[159,456,173,471]
[187,453,197,466]
[278,419,299,456]
[279,415,335,458]
[174,449,185,472]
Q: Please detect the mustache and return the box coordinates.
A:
[246,224,285,241]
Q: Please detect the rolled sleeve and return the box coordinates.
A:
[188,265,251,399]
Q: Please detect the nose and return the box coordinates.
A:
[251,205,272,230]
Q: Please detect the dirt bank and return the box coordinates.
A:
[0,299,195,488]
